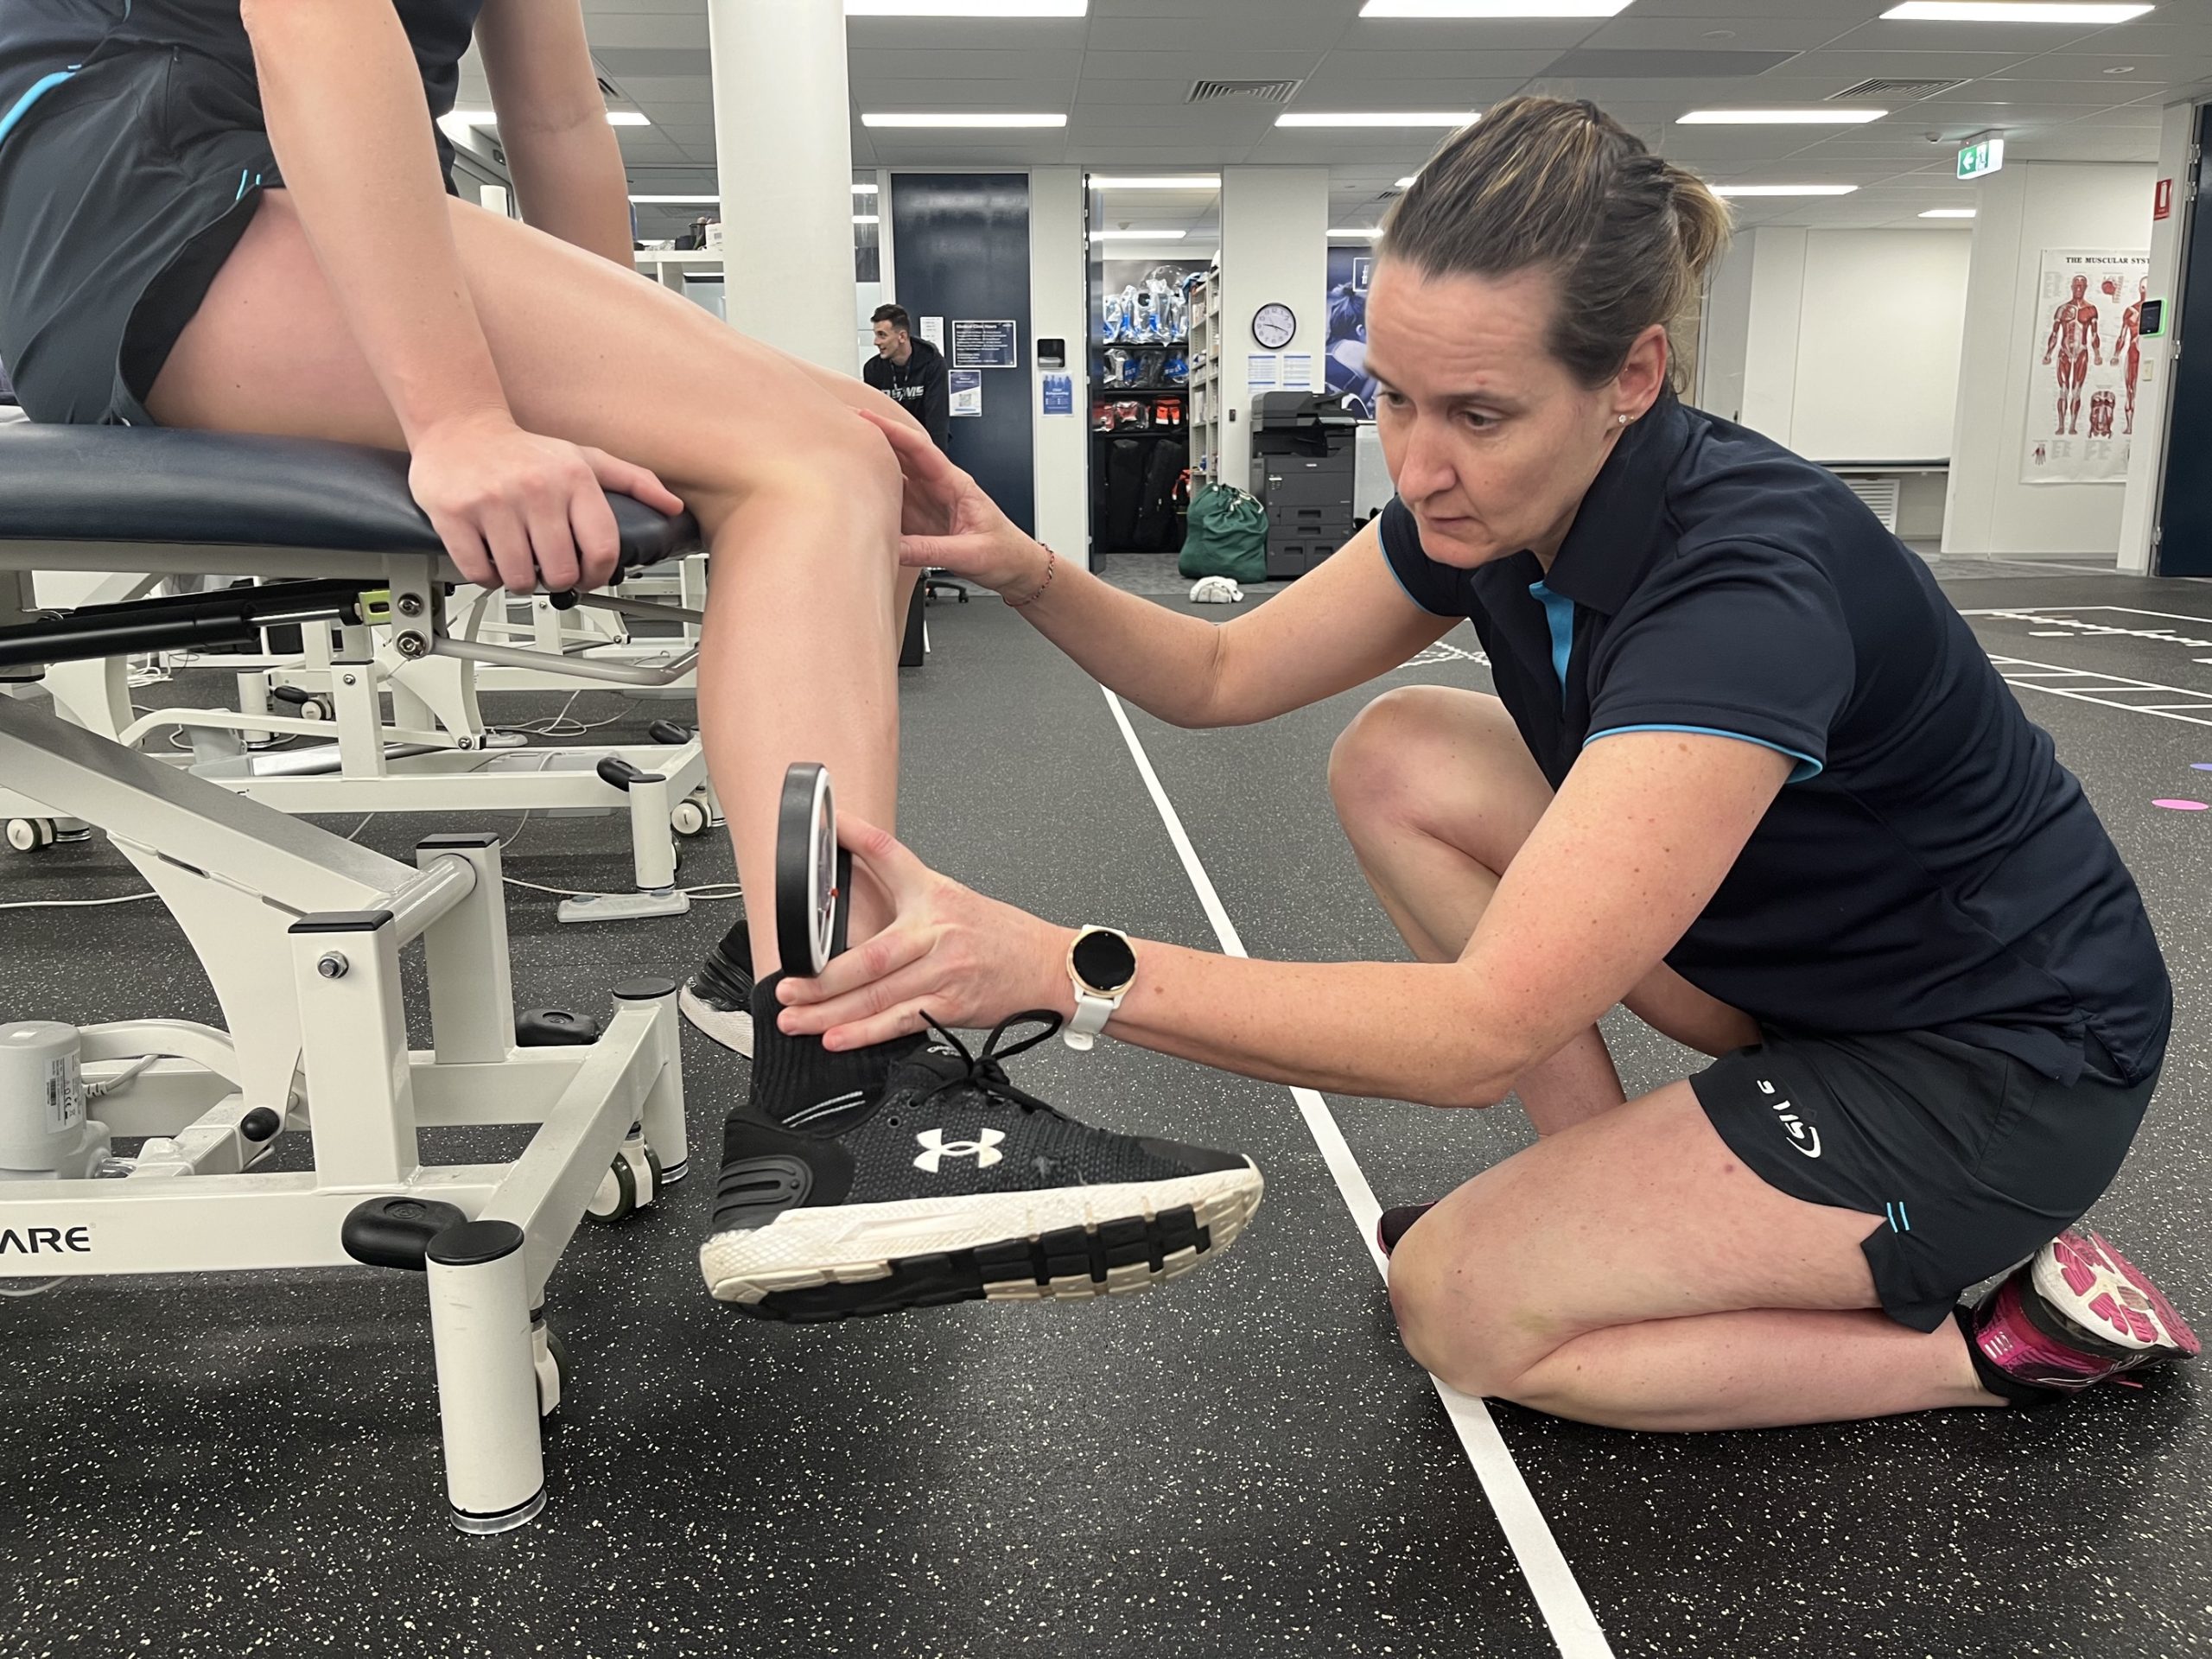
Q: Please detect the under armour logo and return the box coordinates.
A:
[913,1128,1004,1173]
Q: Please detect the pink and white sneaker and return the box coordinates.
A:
[1967,1226,2199,1398]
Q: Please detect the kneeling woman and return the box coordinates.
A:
[767,96,2196,1429]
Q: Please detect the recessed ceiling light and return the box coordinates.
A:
[1921,207,1978,216]
[630,194,721,205]
[1880,2,2153,21]
[606,111,651,127]
[1090,228,1188,240]
[846,0,1087,14]
[1712,184,1861,196]
[1681,109,1888,124]
[1278,111,1475,128]
[1360,0,1630,14]
[853,214,881,225]
[861,111,1068,127]
[1395,175,1420,187]
[853,182,880,194]
[1091,175,1223,189]
[1329,227,1385,238]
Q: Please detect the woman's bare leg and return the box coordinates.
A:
[150,190,903,973]
[1330,684,1760,1132]
[1386,1083,2000,1429]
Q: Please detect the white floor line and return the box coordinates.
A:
[1101,687,1615,1659]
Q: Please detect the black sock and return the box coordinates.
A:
[746,971,921,1124]
[1955,1305,2060,1409]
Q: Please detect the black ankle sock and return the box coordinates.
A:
[1955,1305,2057,1408]
[747,971,921,1122]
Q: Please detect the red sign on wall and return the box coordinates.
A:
[2154,178,2174,221]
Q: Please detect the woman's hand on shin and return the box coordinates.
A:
[772,810,1074,1051]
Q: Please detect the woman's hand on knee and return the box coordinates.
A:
[853,405,1047,596]
[772,810,1071,1050]
[409,411,683,594]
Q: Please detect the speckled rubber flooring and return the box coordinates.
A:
[0,566,2205,1659]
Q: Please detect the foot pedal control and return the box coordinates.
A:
[342,1197,471,1271]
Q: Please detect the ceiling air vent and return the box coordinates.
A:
[1190,79,1304,104]
[1830,77,1966,100]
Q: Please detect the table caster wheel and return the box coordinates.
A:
[5,817,56,853]
[671,798,710,839]
[587,1152,638,1223]
[775,762,850,981]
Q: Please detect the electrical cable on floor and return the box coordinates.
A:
[0,891,161,911]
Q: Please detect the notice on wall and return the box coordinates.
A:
[920,316,946,353]
[1247,353,1281,390]
[952,320,1020,371]
[2021,248,2150,486]
[1280,353,1315,391]
[1040,373,1074,416]
[950,369,983,418]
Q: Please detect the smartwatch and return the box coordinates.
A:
[1065,925,1138,1051]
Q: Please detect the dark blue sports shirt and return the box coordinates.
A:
[1379,389,2171,1085]
[0,0,482,167]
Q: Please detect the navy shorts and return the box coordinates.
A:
[0,46,281,427]
[1692,1027,2157,1332]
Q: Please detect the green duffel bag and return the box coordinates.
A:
[1179,482,1268,585]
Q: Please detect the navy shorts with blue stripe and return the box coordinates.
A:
[1690,1026,2156,1332]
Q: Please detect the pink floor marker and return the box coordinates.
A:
[2152,799,2209,811]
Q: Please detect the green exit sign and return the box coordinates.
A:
[1957,137,2005,180]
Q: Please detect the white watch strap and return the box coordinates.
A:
[1065,988,1119,1051]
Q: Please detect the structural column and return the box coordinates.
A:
[705,0,857,370]
[1217,168,1330,489]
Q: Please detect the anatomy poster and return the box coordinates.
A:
[2022,248,2149,485]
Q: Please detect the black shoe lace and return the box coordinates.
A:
[912,1009,1065,1117]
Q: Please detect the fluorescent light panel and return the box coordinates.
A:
[847,0,1086,13]
[1921,207,1978,217]
[1713,184,1860,196]
[1091,175,1223,189]
[1881,2,2153,20]
[1090,229,1186,240]
[862,111,1067,127]
[1362,0,1628,13]
[854,214,881,224]
[1278,111,1475,128]
[1396,175,1420,187]
[853,182,880,194]
[1680,108,1888,124]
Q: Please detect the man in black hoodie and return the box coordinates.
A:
[863,304,950,450]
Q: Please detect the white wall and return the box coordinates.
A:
[1698,236,1756,423]
[1726,228,1971,461]
[1217,168,1329,486]
[1943,161,2157,556]
[2119,102,2198,575]
[1027,168,1090,569]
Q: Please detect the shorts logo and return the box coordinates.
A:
[1756,1079,1821,1159]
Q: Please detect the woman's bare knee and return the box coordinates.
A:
[1386,1223,1555,1400]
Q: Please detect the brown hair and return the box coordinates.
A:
[1381,96,1731,391]
[872,303,912,334]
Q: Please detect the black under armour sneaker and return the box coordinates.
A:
[680,917,755,1057]
[701,972,1264,1321]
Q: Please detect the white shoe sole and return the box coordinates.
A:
[699,1161,1263,1311]
[678,984,754,1058]
[2030,1226,2198,1355]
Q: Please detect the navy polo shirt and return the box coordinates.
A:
[1378,390,2171,1086]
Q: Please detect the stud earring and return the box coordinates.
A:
[1618,414,1631,426]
